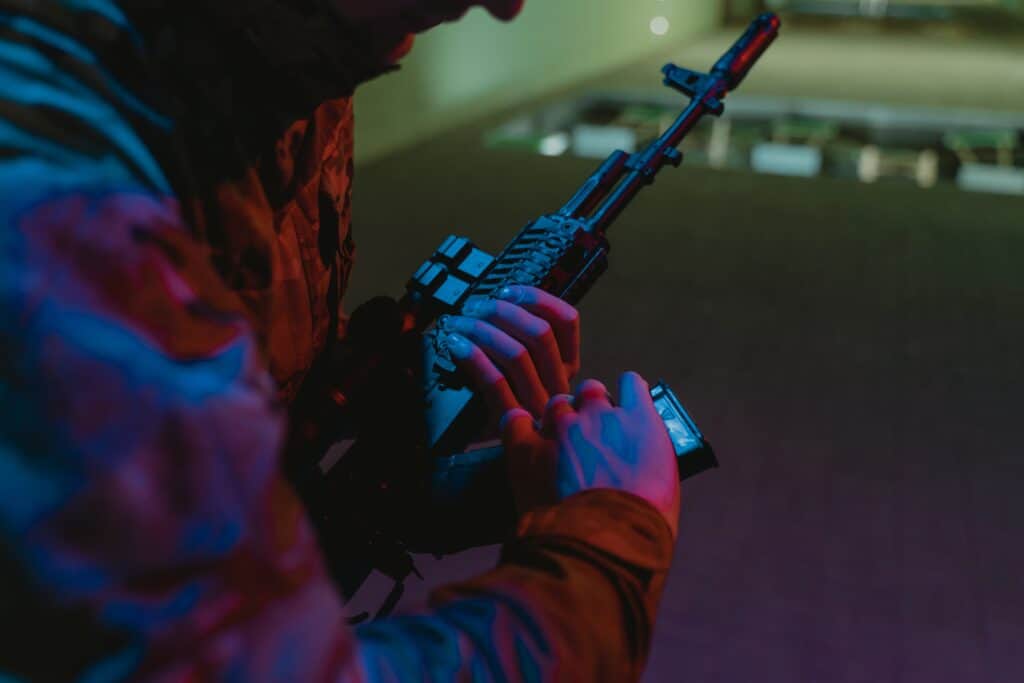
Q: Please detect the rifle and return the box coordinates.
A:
[308,13,781,614]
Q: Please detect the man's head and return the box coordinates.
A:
[331,0,524,61]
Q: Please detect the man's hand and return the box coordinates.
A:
[445,288,679,535]
[501,373,680,538]
[444,285,580,419]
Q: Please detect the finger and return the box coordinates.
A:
[501,405,555,515]
[447,316,549,416]
[496,286,580,375]
[500,407,538,449]
[464,297,569,396]
[540,394,576,439]
[618,371,656,417]
[573,378,613,412]
[446,332,518,417]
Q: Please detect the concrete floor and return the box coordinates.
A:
[344,27,1024,683]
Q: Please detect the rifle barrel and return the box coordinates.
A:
[559,150,629,219]
[584,13,780,234]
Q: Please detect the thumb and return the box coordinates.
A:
[619,371,655,417]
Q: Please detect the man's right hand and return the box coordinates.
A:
[500,373,681,538]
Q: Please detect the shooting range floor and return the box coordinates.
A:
[344,28,1024,683]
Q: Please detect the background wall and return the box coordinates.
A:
[353,0,722,164]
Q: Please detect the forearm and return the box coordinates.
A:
[130,487,674,683]
[353,490,675,683]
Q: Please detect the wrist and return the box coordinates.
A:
[514,489,675,571]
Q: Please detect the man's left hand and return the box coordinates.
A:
[443,285,580,420]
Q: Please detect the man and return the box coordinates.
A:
[0,1,681,680]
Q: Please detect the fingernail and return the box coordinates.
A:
[462,296,491,317]
[496,285,522,303]
[446,332,472,358]
[438,314,452,331]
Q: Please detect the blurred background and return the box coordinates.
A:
[344,3,1023,681]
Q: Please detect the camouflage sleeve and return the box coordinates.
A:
[0,6,357,679]
[354,491,674,683]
